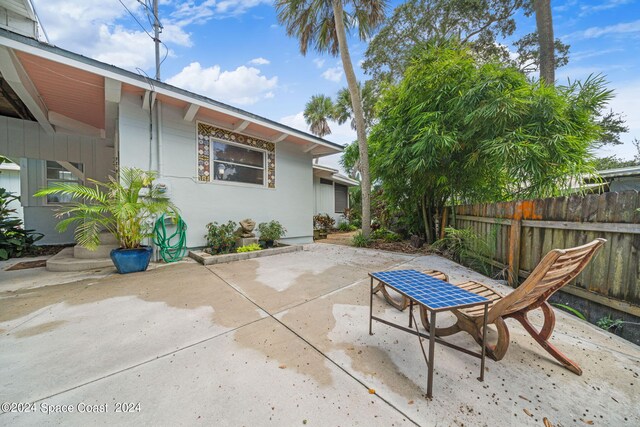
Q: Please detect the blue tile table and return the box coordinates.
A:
[369,269,490,398]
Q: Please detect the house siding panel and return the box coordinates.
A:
[118,93,314,247]
[1,116,114,244]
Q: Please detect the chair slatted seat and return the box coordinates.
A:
[419,239,606,375]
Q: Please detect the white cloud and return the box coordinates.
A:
[32,0,266,73]
[578,0,633,16]
[279,112,355,146]
[280,112,355,173]
[170,0,271,25]
[313,58,325,68]
[249,57,270,65]
[595,79,640,161]
[571,20,640,39]
[91,25,156,70]
[166,62,277,105]
[322,66,344,82]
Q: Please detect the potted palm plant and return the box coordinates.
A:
[35,167,179,274]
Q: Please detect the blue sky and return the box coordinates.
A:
[32,0,640,170]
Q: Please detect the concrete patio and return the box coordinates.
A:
[1,244,638,426]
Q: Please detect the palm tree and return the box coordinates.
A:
[333,81,376,132]
[276,0,386,238]
[304,94,335,137]
[534,0,555,85]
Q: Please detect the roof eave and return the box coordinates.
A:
[0,28,345,155]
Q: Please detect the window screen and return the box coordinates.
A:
[45,161,83,204]
[334,184,348,213]
[320,178,333,185]
[212,141,265,185]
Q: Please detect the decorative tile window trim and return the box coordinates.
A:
[197,121,276,188]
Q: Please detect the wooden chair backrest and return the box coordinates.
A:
[491,238,606,317]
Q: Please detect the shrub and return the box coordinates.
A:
[237,243,262,253]
[433,227,493,275]
[371,228,402,242]
[337,221,351,232]
[205,220,237,254]
[258,220,287,242]
[352,231,371,247]
[313,213,335,231]
[0,188,43,260]
[348,224,358,231]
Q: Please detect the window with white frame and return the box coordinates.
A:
[45,161,83,204]
[212,141,265,186]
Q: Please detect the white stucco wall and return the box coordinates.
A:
[118,93,315,247]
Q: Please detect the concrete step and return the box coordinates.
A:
[73,231,119,259]
[74,243,119,259]
[47,248,115,272]
[97,232,118,245]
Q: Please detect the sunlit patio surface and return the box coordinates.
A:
[1,244,638,426]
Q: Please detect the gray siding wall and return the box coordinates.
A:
[118,92,315,247]
[313,176,348,225]
[0,116,114,244]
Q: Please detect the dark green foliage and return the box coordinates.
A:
[369,44,611,241]
[258,220,287,242]
[352,231,371,247]
[432,227,493,275]
[0,188,43,260]
[205,220,237,254]
[337,221,352,232]
[363,0,572,88]
[597,315,624,332]
[371,228,402,242]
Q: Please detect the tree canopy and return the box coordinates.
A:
[362,0,569,85]
[368,43,611,240]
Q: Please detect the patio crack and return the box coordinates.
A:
[207,264,423,427]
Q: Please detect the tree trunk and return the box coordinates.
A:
[421,194,434,243]
[331,0,371,237]
[534,0,555,85]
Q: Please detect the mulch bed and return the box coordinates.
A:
[5,259,48,271]
[368,240,435,254]
[31,245,72,257]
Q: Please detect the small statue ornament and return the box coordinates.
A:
[237,219,256,238]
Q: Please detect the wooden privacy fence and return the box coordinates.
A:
[452,191,640,317]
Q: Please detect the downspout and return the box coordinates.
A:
[156,101,163,175]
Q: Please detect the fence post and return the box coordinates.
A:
[508,219,522,287]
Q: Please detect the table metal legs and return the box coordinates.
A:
[408,300,414,328]
[427,310,436,399]
[369,277,374,336]
[479,303,488,381]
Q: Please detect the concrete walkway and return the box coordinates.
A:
[1,244,638,426]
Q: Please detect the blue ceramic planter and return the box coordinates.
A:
[110,246,153,274]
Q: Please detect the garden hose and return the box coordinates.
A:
[153,214,187,263]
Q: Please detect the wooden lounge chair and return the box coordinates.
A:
[420,238,606,375]
[373,269,449,311]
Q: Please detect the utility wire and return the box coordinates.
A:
[118,0,155,40]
